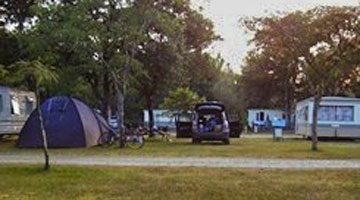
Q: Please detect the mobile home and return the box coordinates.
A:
[247,109,285,131]
[295,96,360,138]
[0,86,36,135]
[143,109,176,130]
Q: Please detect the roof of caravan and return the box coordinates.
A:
[0,85,35,95]
[248,109,284,112]
[297,96,360,105]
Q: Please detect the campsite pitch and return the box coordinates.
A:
[0,165,359,200]
[2,136,360,160]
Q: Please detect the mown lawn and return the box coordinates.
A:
[2,135,360,159]
[0,165,359,200]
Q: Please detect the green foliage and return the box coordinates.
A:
[210,70,241,113]
[160,87,205,113]
[0,0,37,31]
[0,64,7,81]
[241,6,360,108]
[241,6,360,149]
[9,59,58,91]
[0,0,223,124]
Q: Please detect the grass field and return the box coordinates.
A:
[1,135,360,159]
[0,165,359,200]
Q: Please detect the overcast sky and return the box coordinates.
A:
[192,0,360,72]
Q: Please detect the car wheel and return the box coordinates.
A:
[223,139,230,145]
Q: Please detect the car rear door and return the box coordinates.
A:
[175,113,193,138]
[228,114,242,138]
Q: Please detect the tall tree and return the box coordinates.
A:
[242,6,360,150]
[26,1,149,142]
[10,60,58,170]
[133,0,219,134]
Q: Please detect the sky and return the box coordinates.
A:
[192,0,360,72]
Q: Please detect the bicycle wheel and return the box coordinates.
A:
[99,132,115,147]
[126,134,145,149]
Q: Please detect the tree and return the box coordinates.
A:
[242,6,360,150]
[1,0,224,144]
[133,0,219,135]
[160,87,205,114]
[10,59,58,170]
[241,11,314,124]
[26,1,150,146]
[0,0,37,32]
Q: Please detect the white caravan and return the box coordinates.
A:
[295,96,360,138]
[0,86,36,136]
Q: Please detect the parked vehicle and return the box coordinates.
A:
[176,101,242,144]
[0,86,36,137]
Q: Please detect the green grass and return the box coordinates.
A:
[0,165,359,200]
[2,136,360,159]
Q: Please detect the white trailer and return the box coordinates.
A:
[295,96,360,138]
[247,109,285,131]
[0,86,36,136]
[143,109,176,130]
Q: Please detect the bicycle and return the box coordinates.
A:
[98,124,145,149]
[138,125,173,143]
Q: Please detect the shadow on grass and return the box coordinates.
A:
[0,135,18,144]
[284,137,360,143]
[6,165,51,175]
[199,142,229,146]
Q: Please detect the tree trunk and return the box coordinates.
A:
[147,96,155,137]
[116,90,125,148]
[116,51,133,147]
[311,93,322,151]
[103,74,112,121]
[284,80,294,129]
[35,88,50,170]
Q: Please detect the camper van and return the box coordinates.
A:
[295,96,360,138]
[0,86,36,136]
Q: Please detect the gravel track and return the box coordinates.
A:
[1,155,360,169]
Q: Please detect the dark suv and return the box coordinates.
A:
[175,101,242,144]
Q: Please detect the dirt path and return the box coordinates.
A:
[1,155,360,169]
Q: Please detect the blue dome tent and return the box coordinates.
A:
[17,96,113,148]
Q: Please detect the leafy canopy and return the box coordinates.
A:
[160,87,205,113]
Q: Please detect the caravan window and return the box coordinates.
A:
[318,106,354,122]
[256,112,265,121]
[10,96,21,115]
[298,106,308,122]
